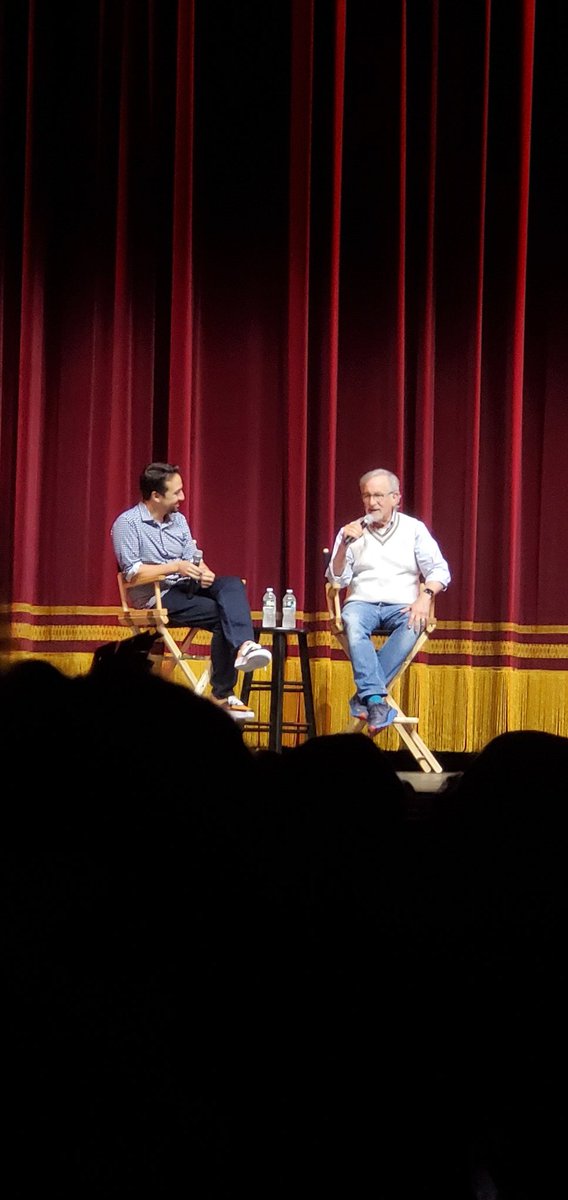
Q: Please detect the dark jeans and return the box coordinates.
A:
[163,575,254,699]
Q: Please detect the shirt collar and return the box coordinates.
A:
[138,501,174,527]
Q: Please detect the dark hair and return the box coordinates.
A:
[139,463,180,500]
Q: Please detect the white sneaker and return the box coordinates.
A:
[234,640,272,672]
[212,694,256,721]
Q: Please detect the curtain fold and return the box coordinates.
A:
[168,0,194,496]
[285,0,313,605]
[13,0,44,602]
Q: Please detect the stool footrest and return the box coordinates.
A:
[246,682,306,694]
[244,722,311,735]
[252,722,311,731]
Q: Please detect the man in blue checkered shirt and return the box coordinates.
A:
[111,462,271,721]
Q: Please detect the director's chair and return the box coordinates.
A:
[116,572,211,695]
[323,555,442,773]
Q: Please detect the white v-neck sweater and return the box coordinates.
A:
[328,511,450,605]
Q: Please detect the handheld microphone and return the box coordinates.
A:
[344,512,377,545]
[192,548,203,566]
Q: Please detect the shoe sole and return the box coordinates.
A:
[235,650,272,672]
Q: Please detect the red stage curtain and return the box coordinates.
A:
[1,0,566,747]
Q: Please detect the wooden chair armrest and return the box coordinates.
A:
[117,572,166,612]
[325,581,344,635]
[322,548,345,634]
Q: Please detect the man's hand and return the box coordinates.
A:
[174,559,215,586]
[199,563,215,588]
[331,519,364,575]
[176,560,203,581]
[342,519,365,544]
[403,597,432,634]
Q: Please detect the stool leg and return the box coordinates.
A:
[241,672,253,704]
[269,631,285,753]
[298,632,317,739]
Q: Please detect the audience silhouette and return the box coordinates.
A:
[434,731,568,1200]
[1,646,566,1197]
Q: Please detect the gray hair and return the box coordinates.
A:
[359,468,400,493]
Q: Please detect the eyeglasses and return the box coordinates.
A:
[361,491,396,502]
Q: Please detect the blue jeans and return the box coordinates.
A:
[341,601,421,701]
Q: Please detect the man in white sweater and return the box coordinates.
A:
[326,468,451,735]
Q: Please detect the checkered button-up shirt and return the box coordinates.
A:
[111,502,198,608]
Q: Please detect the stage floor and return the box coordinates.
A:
[397,770,463,795]
[383,749,473,796]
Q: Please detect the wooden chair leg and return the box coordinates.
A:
[158,627,208,692]
[166,629,211,694]
[392,723,443,772]
[388,697,443,773]
[192,662,211,696]
[343,715,366,734]
[342,698,443,773]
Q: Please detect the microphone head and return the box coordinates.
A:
[192,548,203,565]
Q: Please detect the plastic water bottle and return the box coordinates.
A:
[282,588,297,629]
[262,587,277,628]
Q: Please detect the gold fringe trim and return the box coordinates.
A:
[0,604,123,616]
[0,650,212,684]
[3,650,563,754]
[4,620,568,664]
[3,602,568,637]
[240,661,568,751]
[410,639,568,661]
[3,622,212,645]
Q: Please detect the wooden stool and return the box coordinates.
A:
[240,625,317,752]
